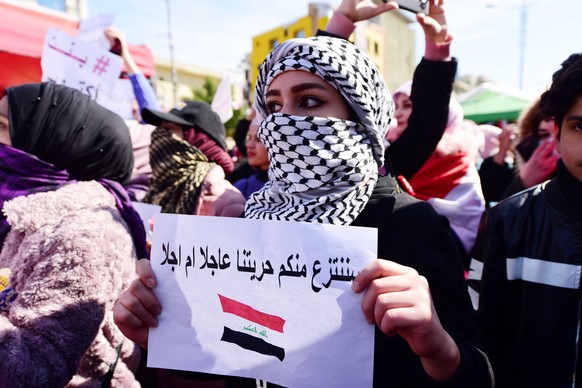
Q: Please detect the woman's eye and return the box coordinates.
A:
[265,101,281,114]
[300,96,322,109]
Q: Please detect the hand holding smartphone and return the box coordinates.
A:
[515,135,539,161]
[385,0,430,15]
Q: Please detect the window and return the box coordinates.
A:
[295,30,305,38]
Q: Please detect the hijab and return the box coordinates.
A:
[143,127,217,215]
[1,83,146,258]
[246,36,394,225]
[8,82,134,182]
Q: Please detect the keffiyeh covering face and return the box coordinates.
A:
[247,36,394,224]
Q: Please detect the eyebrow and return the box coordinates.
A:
[266,82,329,97]
[565,115,582,121]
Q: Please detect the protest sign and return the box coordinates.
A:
[148,215,377,387]
[41,27,122,108]
[77,13,116,51]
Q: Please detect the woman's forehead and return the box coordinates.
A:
[268,70,329,91]
[0,96,8,116]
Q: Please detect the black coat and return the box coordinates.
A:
[353,175,493,387]
[471,161,582,387]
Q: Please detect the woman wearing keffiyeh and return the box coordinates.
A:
[113,2,492,387]
[0,82,145,386]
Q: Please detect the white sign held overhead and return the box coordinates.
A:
[211,74,233,123]
[77,13,116,51]
[41,27,122,104]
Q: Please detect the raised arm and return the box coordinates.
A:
[386,0,457,178]
[105,27,161,114]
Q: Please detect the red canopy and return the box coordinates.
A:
[0,1,156,90]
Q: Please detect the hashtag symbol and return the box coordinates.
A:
[93,56,110,75]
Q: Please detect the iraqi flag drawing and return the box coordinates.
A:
[146,214,376,388]
[218,294,286,362]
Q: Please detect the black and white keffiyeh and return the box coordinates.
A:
[246,36,394,225]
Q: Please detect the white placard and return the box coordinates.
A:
[41,27,122,104]
[148,214,377,388]
[77,13,116,51]
[99,78,135,119]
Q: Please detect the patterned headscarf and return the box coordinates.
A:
[246,36,394,225]
[143,127,217,215]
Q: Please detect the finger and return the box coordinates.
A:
[361,275,415,308]
[373,290,417,325]
[353,259,416,293]
[120,280,161,326]
[541,140,556,156]
[378,1,399,15]
[360,275,416,323]
[379,306,430,337]
[384,1,399,10]
[136,258,156,288]
[112,309,149,348]
[113,298,149,332]
[530,140,553,161]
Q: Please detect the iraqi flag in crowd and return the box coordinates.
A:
[218,294,286,362]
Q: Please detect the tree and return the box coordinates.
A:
[192,77,218,104]
[191,77,248,139]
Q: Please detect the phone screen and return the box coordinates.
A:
[389,0,430,14]
[515,135,539,161]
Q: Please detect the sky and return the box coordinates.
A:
[88,0,580,97]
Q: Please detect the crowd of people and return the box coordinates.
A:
[0,0,580,386]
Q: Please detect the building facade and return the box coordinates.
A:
[16,0,87,18]
[250,2,416,99]
[154,58,246,112]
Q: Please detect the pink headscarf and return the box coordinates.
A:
[434,97,477,157]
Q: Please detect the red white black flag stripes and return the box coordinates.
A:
[218,294,286,361]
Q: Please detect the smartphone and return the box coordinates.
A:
[515,135,539,161]
[386,0,430,15]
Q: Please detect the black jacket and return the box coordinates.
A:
[470,161,582,387]
[386,58,457,179]
[353,175,493,387]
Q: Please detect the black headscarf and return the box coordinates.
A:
[2,82,147,259]
[7,82,134,183]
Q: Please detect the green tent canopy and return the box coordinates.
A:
[458,83,535,123]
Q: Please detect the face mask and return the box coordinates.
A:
[245,113,378,225]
